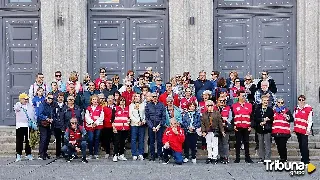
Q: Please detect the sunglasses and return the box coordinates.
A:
[298,99,305,101]
[100,71,106,73]
[277,101,284,104]
[152,96,158,98]
[24,98,29,100]
[262,73,267,75]
[120,99,126,102]
[126,85,132,87]
[115,77,119,80]
[48,97,54,100]
[245,79,251,81]
[211,74,216,76]
[68,99,75,101]
[235,81,240,83]
[55,74,61,77]
[70,122,77,125]
[206,104,213,107]
[219,100,226,102]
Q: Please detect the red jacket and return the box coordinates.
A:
[94,77,106,90]
[162,126,185,153]
[230,86,245,98]
[84,105,104,131]
[294,105,312,135]
[232,102,252,128]
[199,101,207,115]
[159,92,180,107]
[218,106,231,123]
[103,106,113,128]
[180,96,197,111]
[121,90,135,106]
[272,109,290,135]
[114,106,130,131]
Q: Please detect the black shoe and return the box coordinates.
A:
[211,159,218,164]
[143,153,148,159]
[149,156,155,161]
[66,157,72,162]
[234,159,240,163]
[245,158,254,163]
[82,158,88,163]
[205,158,211,164]
[45,155,51,159]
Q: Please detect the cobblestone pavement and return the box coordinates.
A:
[0,157,319,180]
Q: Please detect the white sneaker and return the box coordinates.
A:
[138,155,144,160]
[118,154,127,161]
[113,155,118,162]
[183,158,189,163]
[192,159,196,164]
[132,156,138,160]
[88,155,93,159]
[241,144,244,150]
[94,155,99,159]
[105,154,110,159]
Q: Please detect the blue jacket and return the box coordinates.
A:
[63,105,83,128]
[133,85,144,94]
[194,79,213,101]
[32,96,45,118]
[37,101,57,126]
[181,111,201,132]
[83,90,99,110]
[145,102,166,128]
[150,84,166,95]
[165,106,182,127]
[53,103,68,130]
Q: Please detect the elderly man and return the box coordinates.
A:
[254,81,276,108]
[51,71,66,92]
[162,118,185,165]
[194,70,213,102]
[62,118,88,163]
[257,70,277,94]
[145,92,166,161]
[28,73,49,103]
[150,77,166,95]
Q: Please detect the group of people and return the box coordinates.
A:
[14,68,313,165]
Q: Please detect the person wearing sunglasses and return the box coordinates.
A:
[257,70,277,94]
[244,75,256,104]
[122,81,135,106]
[201,100,225,164]
[62,117,88,163]
[112,75,123,90]
[84,94,104,159]
[254,80,276,108]
[150,77,166,95]
[293,95,313,165]
[14,93,35,162]
[82,73,91,91]
[232,90,253,163]
[37,92,56,160]
[272,98,293,163]
[216,97,232,164]
[94,68,107,90]
[230,78,245,104]
[52,71,66,92]
[64,82,83,109]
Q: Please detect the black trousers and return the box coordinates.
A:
[113,131,128,156]
[184,132,197,159]
[296,133,310,164]
[274,137,289,161]
[101,128,113,154]
[39,126,51,157]
[16,127,31,155]
[255,131,259,150]
[235,128,250,159]
[54,128,64,156]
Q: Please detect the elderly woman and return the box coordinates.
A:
[254,81,276,108]
[272,98,294,162]
[180,87,198,112]
[165,96,182,127]
[294,95,313,164]
[253,95,274,163]
[178,76,195,99]
[244,74,256,104]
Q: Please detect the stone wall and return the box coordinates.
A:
[168,0,213,79]
[297,0,320,125]
[41,0,87,82]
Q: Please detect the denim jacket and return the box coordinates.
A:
[181,111,201,132]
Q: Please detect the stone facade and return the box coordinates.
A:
[40,0,320,124]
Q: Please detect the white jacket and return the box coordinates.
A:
[14,102,35,129]
[129,103,146,126]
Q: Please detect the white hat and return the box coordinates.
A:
[202,90,212,95]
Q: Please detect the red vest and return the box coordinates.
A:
[180,96,197,110]
[85,105,103,131]
[232,102,252,128]
[67,126,83,146]
[199,101,208,115]
[122,91,135,106]
[103,106,113,128]
[114,106,130,131]
[294,105,312,135]
[220,106,231,123]
[230,86,245,98]
[272,109,291,135]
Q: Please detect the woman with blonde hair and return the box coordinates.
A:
[66,71,83,93]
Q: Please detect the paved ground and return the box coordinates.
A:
[0,157,319,180]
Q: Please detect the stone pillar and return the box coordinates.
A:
[41,0,87,82]
[297,0,320,125]
[169,0,213,79]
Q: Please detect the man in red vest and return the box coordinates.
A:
[232,90,253,163]
[294,95,313,164]
[62,118,88,163]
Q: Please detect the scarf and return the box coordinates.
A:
[275,105,286,113]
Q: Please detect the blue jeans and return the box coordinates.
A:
[131,126,145,156]
[148,126,164,158]
[163,148,183,165]
[62,141,87,158]
[87,129,101,155]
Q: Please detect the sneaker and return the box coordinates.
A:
[205,158,211,164]
[94,155,99,159]
[88,155,93,159]
[191,159,196,164]
[212,159,218,164]
[183,158,189,163]
[82,158,88,163]
[241,144,244,150]
[26,154,34,161]
[257,159,264,163]
[66,157,72,162]
[132,156,138,160]
[118,154,127,161]
[38,156,43,160]
[138,155,144,160]
[162,158,169,164]
[234,159,240,163]
[15,154,21,162]
[149,156,155,161]
[105,154,110,159]
[113,155,118,162]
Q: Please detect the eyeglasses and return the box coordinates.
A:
[55,74,61,77]
[245,79,251,81]
[186,91,191,93]
[262,73,267,76]
[211,74,216,76]
[120,99,126,102]
[277,101,284,104]
[39,76,44,79]
[235,81,240,83]
[206,104,213,107]
[70,122,77,125]
[219,100,226,102]
[68,99,75,101]
[100,71,106,73]
[167,100,173,102]
[47,97,54,100]
[126,85,132,87]
[152,96,157,98]
[298,99,305,101]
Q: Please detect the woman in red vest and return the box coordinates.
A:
[112,96,130,162]
[293,95,313,164]
[84,94,104,159]
[180,87,198,113]
[272,98,294,162]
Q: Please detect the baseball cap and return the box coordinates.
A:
[19,93,29,100]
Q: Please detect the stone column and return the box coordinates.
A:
[297,0,320,125]
[169,0,213,79]
[41,0,87,82]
